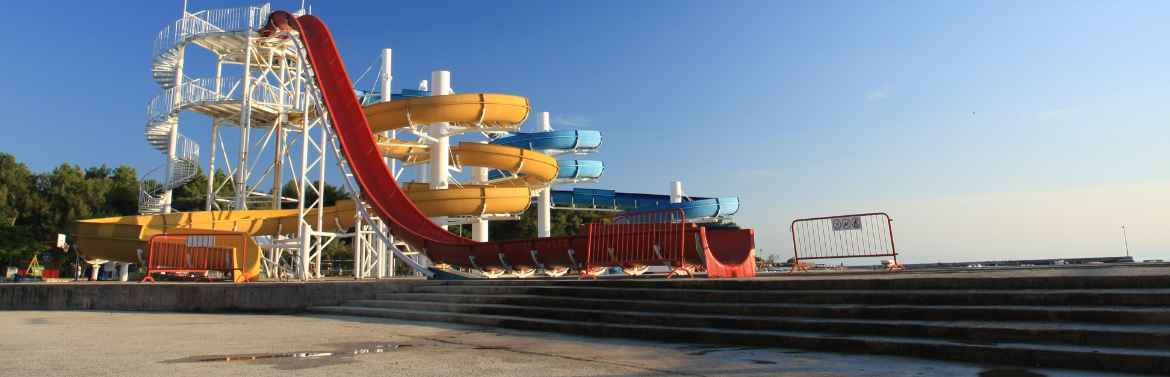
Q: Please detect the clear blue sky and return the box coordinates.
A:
[2,1,1167,262]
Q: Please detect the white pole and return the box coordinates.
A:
[471,142,490,242]
[380,49,395,169]
[353,213,364,278]
[162,46,187,214]
[235,18,255,210]
[416,80,430,183]
[670,181,684,203]
[118,263,129,282]
[429,71,451,229]
[375,49,394,278]
[536,112,553,238]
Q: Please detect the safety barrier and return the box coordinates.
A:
[582,208,690,278]
[790,212,899,272]
[141,233,249,282]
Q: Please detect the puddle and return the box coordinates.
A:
[978,368,1046,377]
[165,343,412,370]
[25,318,52,325]
[684,346,758,356]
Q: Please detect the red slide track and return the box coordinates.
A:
[266,11,755,277]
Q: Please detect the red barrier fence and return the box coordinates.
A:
[142,233,249,282]
[583,209,690,278]
[790,212,898,272]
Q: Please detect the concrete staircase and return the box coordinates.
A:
[309,272,1170,375]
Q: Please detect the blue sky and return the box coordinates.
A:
[1,1,1167,262]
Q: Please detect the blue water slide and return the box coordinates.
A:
[356,88,431,106]
[554,159,605,180]
[486,159,605,181]
[492,130,603,151]
[550,188,740,219]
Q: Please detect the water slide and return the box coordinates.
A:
[364,95,561,217]
[72,10,755,281]
[551,188,740,220]
[491,130,605,181]
[263,10,754,277]
[74,201,359,282]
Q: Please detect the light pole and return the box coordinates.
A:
[1121,225,1130,258]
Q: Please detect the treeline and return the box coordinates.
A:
[1,153,143,263]
[0,152,346,264]
[0,151,613,265]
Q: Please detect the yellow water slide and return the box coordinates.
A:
[73,201,357,281]
[74,93,553,281]
[363,93,559,217]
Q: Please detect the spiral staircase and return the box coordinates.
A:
[138,5,274,214]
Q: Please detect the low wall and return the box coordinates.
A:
[0,279,438,313]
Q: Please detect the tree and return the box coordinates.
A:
[105,165,139,215]
[0,153,34,226]
[38,163,92,235]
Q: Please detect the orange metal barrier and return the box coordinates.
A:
[142,233,249,282]
[790,212,899,272]
[582,209,691,278]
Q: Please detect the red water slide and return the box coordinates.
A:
[265,11,755,278]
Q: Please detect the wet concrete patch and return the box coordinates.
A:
[165,342,413,370]
[25,318,52,325]
[979,368,1047,377]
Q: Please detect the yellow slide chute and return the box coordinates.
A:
[363,93,559,217]
[74,92,552,281]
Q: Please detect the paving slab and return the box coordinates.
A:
[0,310,1140,377]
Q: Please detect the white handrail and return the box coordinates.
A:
[146,76,300,124]
[152,4,271,61]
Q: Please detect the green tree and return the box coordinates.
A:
[105,166,139,215]
[0,153,34,226]
[38,163,92,235]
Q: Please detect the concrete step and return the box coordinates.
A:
[408,285,1170,307]
[346,299,1170,350]
[308,305,1170,375]
[375,292,1170,325]
[415,268,1170,290]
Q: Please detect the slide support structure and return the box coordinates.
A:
[429,70,450,229]
[537,112,553,238]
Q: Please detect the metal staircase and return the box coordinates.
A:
[138,5,271,214]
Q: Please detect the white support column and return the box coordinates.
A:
[162,46,187,214]
[471,142,490,242]
[375,48,394,277]
[429,71,451,229]
[118,263,130,282]
[374,219,387,278]
[670,181,684,203]
[536,112,553,238]
[205,119,220,211]
[163,121,180,214]
[416,80,429,184]
[353,212,364,278]
[235,23,255,210]
[380,48,395,170]
[271,120,284,210]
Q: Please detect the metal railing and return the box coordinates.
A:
[582,208,689,277]
[147,77,301,125]
[790,212,899,271]
[152,4,271,60]
[142,233,249,282]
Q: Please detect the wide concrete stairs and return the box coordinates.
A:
[310,272,1170,375]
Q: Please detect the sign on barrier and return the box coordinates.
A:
[583,208,690,278]
[790,212,898,271]
[142,233,249,282]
